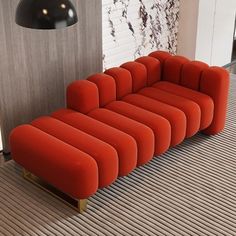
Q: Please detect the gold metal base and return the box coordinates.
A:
[23,169,87,213]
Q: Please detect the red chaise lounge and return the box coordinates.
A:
[10,51,229,212]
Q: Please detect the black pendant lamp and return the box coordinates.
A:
[15,0,78,29]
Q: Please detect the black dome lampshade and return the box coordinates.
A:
[15,0,78,30]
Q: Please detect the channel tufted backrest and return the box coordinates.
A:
[162,56,190,84]
[181,61,209,90]
[149,51,172,70]
[105,67,133,99]
[67,80,99,114]
[121,61,147,93]
[87,73,116,107]
[65,49,229,138]
[135,56,161,86]
[149,51,191,84]
[149,52,209,91]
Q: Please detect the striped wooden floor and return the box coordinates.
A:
[0,76,236,236]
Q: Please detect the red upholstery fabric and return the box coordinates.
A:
[153,81,214,130]
[10,125,98,199]
[181,61,209,90]
[139,87,201,138]
[89,108,154,166]
[162,56,190,84]
[135,56,161,86]
[31,116,119,188]
[87,73,116,107]
[105,67,132,99]
[121,62,147,92]
[9,50,230,203]
[52,109,137,176]
[105,101,171,155]
[122,94,186,146]
[200,67,230,135]
[149,51,172,69]
[67,80,99,114]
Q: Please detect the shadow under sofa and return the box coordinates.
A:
[9,51,230,212]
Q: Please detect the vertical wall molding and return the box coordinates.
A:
[178,0,236,66]
[0,0,102,151]
[102,0,180,69]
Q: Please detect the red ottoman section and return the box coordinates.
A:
[10,125,98,199]
[52,109,137,177]
[31,116,119,188]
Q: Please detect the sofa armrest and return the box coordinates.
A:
[149,51,230,135]
[67,80,99,114]
[10,125,98,199]
[200,67,230,135]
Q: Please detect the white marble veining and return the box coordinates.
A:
[102,0,180,69]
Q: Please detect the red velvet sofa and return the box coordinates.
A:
[10,51,229,212]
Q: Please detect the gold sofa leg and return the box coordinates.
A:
[22,169,87,213]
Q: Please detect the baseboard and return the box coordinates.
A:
[223,60,236,68]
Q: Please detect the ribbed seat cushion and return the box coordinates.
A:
[105,101,171,155]
[31,116,119,188]
[89,108,155,166]
[153,81,214,130]
[10,125,98,199]
[122,94,186,147]
[139,87,201,138]
[52,109,137,177]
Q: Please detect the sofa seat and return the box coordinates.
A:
[52,109,137,177]
[139,87,201,138]
[122,93,187,147]
[88,108,155,166]
[105,100,171,155]
[153,81,214,130]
